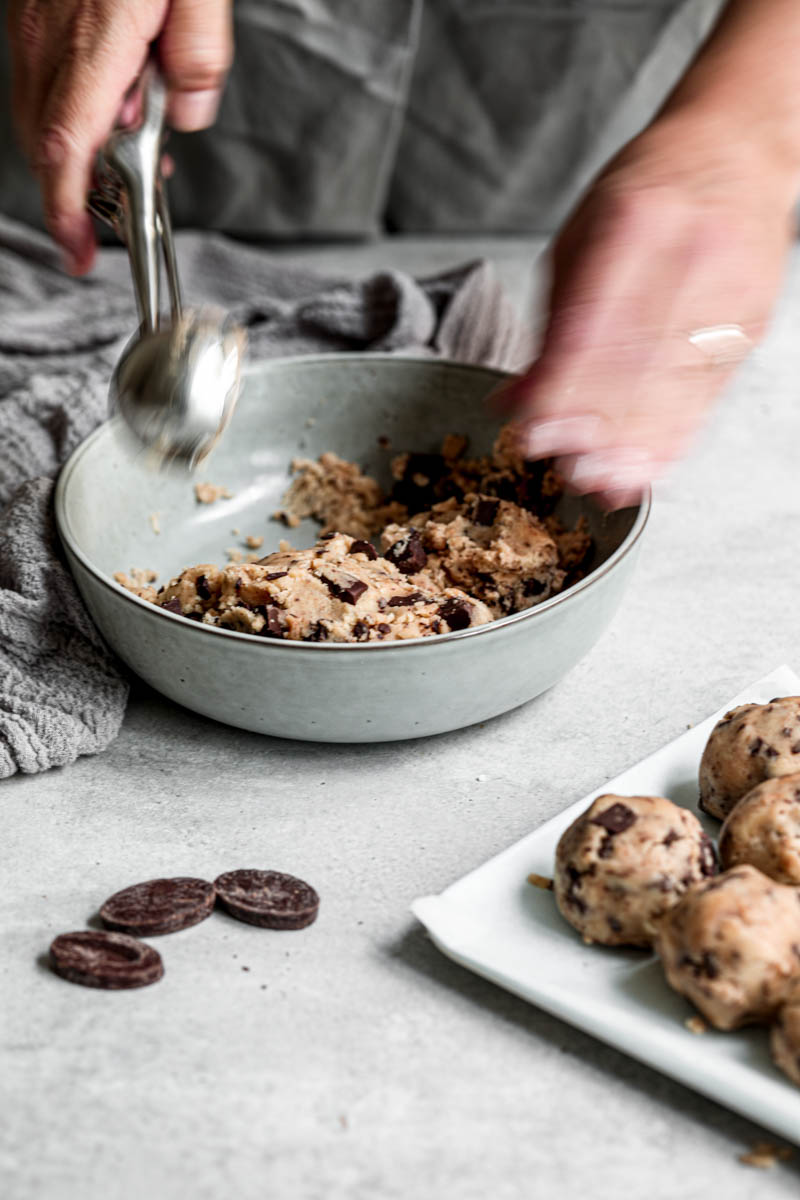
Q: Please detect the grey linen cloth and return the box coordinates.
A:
[0,215,523,778]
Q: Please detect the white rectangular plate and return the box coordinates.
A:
[412,665,800,1143]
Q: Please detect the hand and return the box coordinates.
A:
[7,0,233,275]
[498,114,797,507]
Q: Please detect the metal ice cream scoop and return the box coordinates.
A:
[89,60,245,467]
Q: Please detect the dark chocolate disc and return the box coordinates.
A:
[214,869,319,930]
[49,931,164,990]
[100,876,216,937]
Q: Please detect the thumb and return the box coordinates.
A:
[159,0,233,132]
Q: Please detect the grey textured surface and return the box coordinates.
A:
[3,236,800,1199]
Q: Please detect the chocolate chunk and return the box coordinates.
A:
[265,571,289,582]
[100,877,215,937]
[698,833,718,877]
[214,869,319,930]
[303,621,329,642]
[384,529,427,575]
[349,540,378,561]
[764,745,779,758]
[184,611,204,622]
[352,620,369,640]
[49,930,164,990]
[257,606,284,638]
[662,828,680,847]
[782,727,793,737]
[195,574,211,601]
[377,622,391,634]
[523,577,547,597]
[438,597,472,631]
[701,951,719,979]
[320,574,368,605]
[391,452,446,507]
[749,737,764,756]
[320,532,337,541]
[472,497,500,526]
[598,834,615,859]
[161,597,183,615]
[388,592,425,607]
[607,915,622,934]
[793,742,800,754]
[590,803,636,834]
[565,865,587,914]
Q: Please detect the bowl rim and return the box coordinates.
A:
[55,352,651,653]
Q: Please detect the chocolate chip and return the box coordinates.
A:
[196,574,211,601]
[100,877,216,937]
[782,727,793,737]
[472,497,500,526]
[384,529,427,575]
[184,612,204,622]
[266,571,288,581]
[214,869,319,930]
[749,737,764,756]
[352,620,369,640]
[320,532,336,541]
[257,606,284,638]
[161,597,183,614]
[764,745,779,758]
[793,742,800,754]
[523,577,547,597]
[590,803,636,834]
[662,829,680,847]
[701,951,719,979]
[564,865,587,914]
[49,931,164,990]
[377,623,391,635]
[607,916,622,934]
[303,621,329,642]
[349,540,378,561]
[598,834,615,859]
[698,833,718,877]
[438,597,472,631]
[320,574,368,605]
[388,592,425,607]
[391,452,446,507]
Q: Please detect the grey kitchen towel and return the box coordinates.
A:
[0,214,523,778]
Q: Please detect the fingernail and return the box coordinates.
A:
[170,89,221,132]
[521,415,601,458]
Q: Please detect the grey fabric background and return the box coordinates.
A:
[0,0,725,238]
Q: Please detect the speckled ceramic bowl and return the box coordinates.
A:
[55,355,650,742]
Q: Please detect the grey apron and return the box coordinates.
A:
[0,0,725,238]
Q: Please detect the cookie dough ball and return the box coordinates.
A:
[156,534,492,643]
[381,493,564,618]
[653,865,800,1030]
[770,983,800,1087]
[554,794,717,947]
[719,774,800,883]
[699,697,800,820]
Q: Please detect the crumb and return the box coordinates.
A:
[113,567,158,601]
[278,539,293,553]
[231,527,240,536]
[305,417,316,428]
[195,482,233,504]
[738,1142,792,1168]
[582,935,594,945]
[149,512,160,535]
[245,534,264,549]
[241,966,250,972]
[684,1015,708,1035]
[226,547,243,564]
[245,553,260,564]
[273,509,302,529]
[338,1114,348,1130]
[527,873,554,891]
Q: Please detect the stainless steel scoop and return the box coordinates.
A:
[89,61,245,467]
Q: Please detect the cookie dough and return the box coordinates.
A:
[382,494,565,618]
[718,773,800,883]
[553,794,717,947]
[279,451,407,540]
[653,864,800,1030]
[156,532,492,642]
[770,982,800,1087]
[699,698,800,820]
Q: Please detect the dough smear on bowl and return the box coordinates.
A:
[553,793,717,947]
[653,864,800,1030]
[699,697,800,820]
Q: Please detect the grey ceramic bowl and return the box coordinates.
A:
[55,354,649,742]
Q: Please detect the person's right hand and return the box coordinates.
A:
[7,0,233,275]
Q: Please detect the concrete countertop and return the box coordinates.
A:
[4,237,800,1200]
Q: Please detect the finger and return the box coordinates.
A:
[159,0,233,132]
[7,0,63,158]
[36,29,150,272]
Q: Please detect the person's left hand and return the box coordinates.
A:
[496,112,797,507]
